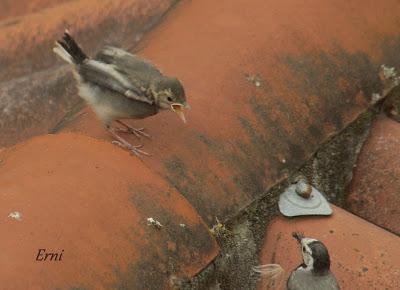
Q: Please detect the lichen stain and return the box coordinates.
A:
[110,185,217,290]
[163,38,400,229]
[164,156,235,224]
[380,35,400,70]
[283,47,382,129]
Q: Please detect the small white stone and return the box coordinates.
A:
[147,217,162,229]
[8,211,22,221]
[381,64,397,79]
[179,223,186,228]
[371,93,382,103]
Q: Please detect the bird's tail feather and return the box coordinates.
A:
[252,264,285,289]
[53,30,87,64]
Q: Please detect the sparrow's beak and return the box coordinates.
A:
[171,103,186,123]
[292,232,304,243]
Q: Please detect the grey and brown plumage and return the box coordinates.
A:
[53,31,189,156]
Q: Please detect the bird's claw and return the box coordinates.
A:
[127,127,151,139]
[111,141,150,157]
[116,121,151,139]
[112,141,143,149]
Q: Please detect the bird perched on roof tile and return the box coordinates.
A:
[53,31,189,156]
[253,232,340,290]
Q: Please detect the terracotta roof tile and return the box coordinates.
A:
[60,0,400,224]
[0,133,218,289]
[0,0,175,147]
[0,0,71,21]
[1,0,400,288]
[346,115,400,234]
[0,0,173,81]
[258,206,400,290]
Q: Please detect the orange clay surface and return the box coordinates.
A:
[2,0,400,288]
[62,0,400,225]
[258,206,400,290]
[347,115,400,235]
[0,133,218,289]
[0,0,71,21]
[0,0,172,81]
[0,0,173,148]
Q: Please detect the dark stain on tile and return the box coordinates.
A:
[283,47,382,130]
[164,155,234,224]
[108,185,218,289]
[163,39,400,227]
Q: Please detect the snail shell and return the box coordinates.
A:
[295,180,312,198]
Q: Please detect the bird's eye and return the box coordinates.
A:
[302,246,306,253]
[167,97,173,102]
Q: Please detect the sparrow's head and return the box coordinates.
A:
[152,76,190,123]
[292,232,331,274]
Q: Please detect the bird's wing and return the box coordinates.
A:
[78,59,154,105]
[95,46,163,79]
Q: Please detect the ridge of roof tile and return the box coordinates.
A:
[0,133,219,289]
[258,206,400,290]
[0,0,174,81]
[0,0,71,21]
[61,0,400,225]
[346,115,400,235]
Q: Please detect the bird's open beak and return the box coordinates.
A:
[292,232,305,243]
[171,103,187,123]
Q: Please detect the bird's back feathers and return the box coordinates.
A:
[75,59,156,105]
[53,33,157,105]
[95,46,163,88]
[287,269,340,290]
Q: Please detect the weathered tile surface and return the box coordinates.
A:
[347,115,400,235]
[0,133,218,289]
[258,206,400,290]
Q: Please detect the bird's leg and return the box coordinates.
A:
[115,120,151,139]
[106,125,150,157]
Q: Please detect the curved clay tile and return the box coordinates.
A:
[0,133,218,289]
[60,0,400,225]
[347,115,400,235]
[257,206,400,289]
[0,0,176,147]
[0,0,71,22]
[0,0,174,81]
[1,0,400,288]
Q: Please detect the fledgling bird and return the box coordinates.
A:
[253,232,340,290]
[53,31,189,156]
